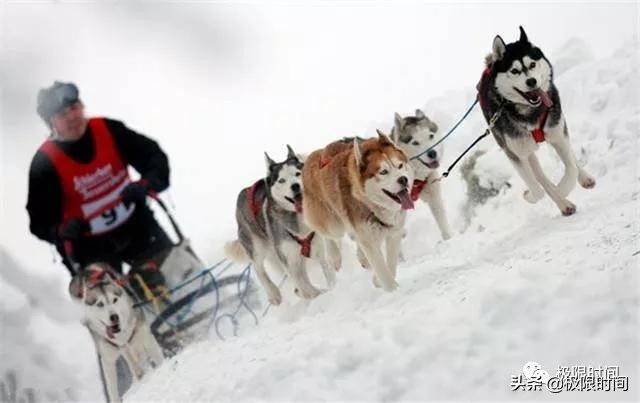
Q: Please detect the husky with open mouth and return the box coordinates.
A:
[392,110,452,240]
[478,26,595,216]
[302,132,414,291]
[69,263,164,402]
[225,146,335,305]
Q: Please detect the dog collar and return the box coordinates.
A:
[287,231,315,258]
[532,107,550,143]
[367,212,392,229]
[410,177,429,201]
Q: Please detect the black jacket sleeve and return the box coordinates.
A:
[104,118,170,192]
[26,152,62,243]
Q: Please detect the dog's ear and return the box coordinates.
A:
[428,120,439,133]
[69,275,84,299]
[286,144,298,161]
[376,129,395,146]
[353,138,363,167]
[264,152,276,171]
[394,112,404,131]
[415,109,426,120]
[390,127,398,144]
[492,35,506,60]
[518,26,529,44]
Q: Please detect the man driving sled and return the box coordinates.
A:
[26,81,171,299]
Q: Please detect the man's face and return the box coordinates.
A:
[50,101,87,141]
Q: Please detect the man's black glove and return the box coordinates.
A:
[58,218,89,241]
[120,180,151,206]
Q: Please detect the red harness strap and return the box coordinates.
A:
[288,231,315,258]
[88,268,106,286]
[410,178,428,201]
[86,264,123,286]
[247,180,264,219]
[477,64,550,144]
[476,65,492,113]
[531,108,549,143]
[319,156,331,169]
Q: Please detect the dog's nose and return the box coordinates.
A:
[427,149,438,159]
[526,77,537,88]
[397,176,408,187]
[109,314,119,323]
[291,183,301,194]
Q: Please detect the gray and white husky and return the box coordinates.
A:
[224,146,335,305]
[69,263,164,402]
[479,26,595,215]
[392,110,452,240]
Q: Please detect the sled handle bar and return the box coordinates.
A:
[64,190,185,274]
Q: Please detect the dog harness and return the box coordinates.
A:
[410,178,429,201]
[246,179,315,258]
[319,156,331,168]
[247,180,265,219]
[477,65,550,144]
[39,118,135,235]
[287,231,315,258]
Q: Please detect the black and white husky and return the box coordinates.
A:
[478,26,595,215]
[225,146,335,305]
[69,263,163,402]
[392,110,452,240]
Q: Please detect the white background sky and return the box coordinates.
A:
[1,1,637,290]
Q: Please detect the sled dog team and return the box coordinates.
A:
[225,26,596,304]
[68,27,596,402]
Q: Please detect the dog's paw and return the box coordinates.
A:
[578,173,596,189]
[357,248,370,269]
[383,280,399,292]
[523,189,544,203]
[373,276,398,291]
[441,231,452,241]
[328,257,342,272]
[559,200,577,216]
[266,288,283,305]
[294,287,321,299]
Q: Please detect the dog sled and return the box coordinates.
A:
[66,192,259,355]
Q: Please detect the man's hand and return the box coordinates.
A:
[58,218,89,241]
[120,180,150,206]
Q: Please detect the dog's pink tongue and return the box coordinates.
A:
[107,326,114,339]
[534,89,554,107]
[294,198,303,213]
[397,189,415,210]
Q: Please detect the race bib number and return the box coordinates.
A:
[87,201,135,234]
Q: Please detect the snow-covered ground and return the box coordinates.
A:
[128,40,639,401]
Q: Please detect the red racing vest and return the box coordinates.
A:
[39,118,135,235]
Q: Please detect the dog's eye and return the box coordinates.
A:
[411,140,419,146]
[398,163,403,169]
[278,178,285,184]
[295,172,301,177]
[113,297,118,304]
[429,134,435,139]
[510,68,521,75]
[379,169,389,175]
[97,301,104,308]
[529,62,536,69]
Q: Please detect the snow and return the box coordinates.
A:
[0,3,638,402]
[128,32,639,402]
